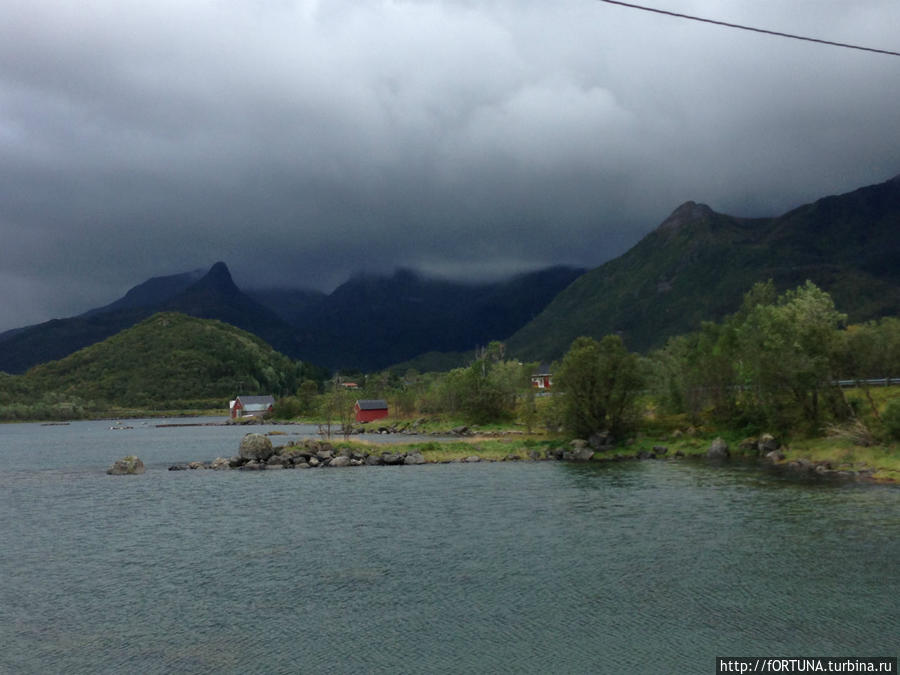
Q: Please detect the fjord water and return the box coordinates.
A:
[1,421,897,674]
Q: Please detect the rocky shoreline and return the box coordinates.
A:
[108,431,882,482]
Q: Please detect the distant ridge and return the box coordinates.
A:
[259,265,586,371]
[507,173,900,360]
[80,269,205,317]
[0,261,584,373]
[0,262,301,374]
[2,173,897,374]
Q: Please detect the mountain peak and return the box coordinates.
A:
[657,201,715,232]
[207,261,233,282]
[192,261,238,295]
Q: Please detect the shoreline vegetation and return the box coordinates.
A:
[123,413,896,484]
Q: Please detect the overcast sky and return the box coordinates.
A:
[1,0,898,332]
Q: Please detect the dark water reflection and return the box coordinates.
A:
[0,421,897,673]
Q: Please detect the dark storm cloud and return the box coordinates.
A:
[1,0,898,331]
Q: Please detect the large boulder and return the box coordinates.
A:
[239,433,275,462]
[404,451,426,465]
[758,434,780,455]
[381,451,406,465]
[765,449,785,463]
[707,437,730,459]
[564,447,595,462]
[588,431,614,450]
[107,456,145,475]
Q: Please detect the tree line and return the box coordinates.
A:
[277,280,900,443]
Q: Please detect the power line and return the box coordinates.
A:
[597,0,900,57]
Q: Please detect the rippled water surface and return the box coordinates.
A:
[1,420,898,673]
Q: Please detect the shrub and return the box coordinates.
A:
[882,399,900,441]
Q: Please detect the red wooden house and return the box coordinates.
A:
[530,364,553,390]
[355,399,389,423]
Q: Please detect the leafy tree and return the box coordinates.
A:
[556,335,643,438]
[734,281,849,431]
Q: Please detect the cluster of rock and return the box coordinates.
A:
[167,434,433,471]
[706,434,780,460]
[106,430,877,482]
[708,434,874,480]
[356,421,474,437]
[106,455,145,475]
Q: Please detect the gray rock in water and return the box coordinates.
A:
[404,451,426,465]
[564,448,595,462]
[107,456,145,475]
[765,450,785,462]
[652,445,668,455]
[588,431,614,449]
[707,437,730,459]
[329,456,351,467]
[463,456,481,463]
[210,457,231,470]
[381,452,406,465]
[758,433,779,455]
[365,454,383,466]
[239,433,274,462]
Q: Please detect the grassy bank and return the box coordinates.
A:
[293,427,899,483]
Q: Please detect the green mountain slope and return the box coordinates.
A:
[0,262,303,374]
[508,174,900,360]
[8,312,306,409]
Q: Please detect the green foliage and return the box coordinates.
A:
[650,281,856,435]
[413,342,527,424]
[556,335,643,438]
[733,281,848,431]
[838,317,900,379]
[508,176,900,361]
[882,400,900,441]
[0,312,319,418]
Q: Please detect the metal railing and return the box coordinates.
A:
[835,377,899,388]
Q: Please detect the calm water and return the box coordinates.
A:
[0,420,897,674]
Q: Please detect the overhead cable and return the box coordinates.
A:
[597,0,900,57]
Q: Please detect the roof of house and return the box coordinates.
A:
[532,363,552,376]
[356,399,388,410]
[235,395,275,407]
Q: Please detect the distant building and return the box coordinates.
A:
[230,395,275,419]
[531,364,553,390]
[355,399,389,423]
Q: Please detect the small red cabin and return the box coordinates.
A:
[530,364,553,390]
[355,399,389,423]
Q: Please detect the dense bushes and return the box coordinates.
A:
[649,281,899,436]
